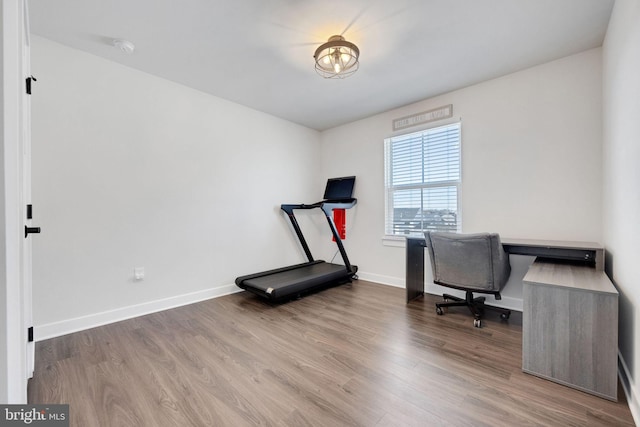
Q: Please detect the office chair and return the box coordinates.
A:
[425,231,512,328]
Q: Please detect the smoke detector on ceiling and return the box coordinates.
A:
[112,39,135,54]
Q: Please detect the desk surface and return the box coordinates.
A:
[501,238,603,251]
[405,236,607,302]
[501,237,604,271]
[407,236,604,250]
[523,260,617,295]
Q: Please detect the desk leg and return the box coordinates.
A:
[406,238,426,302]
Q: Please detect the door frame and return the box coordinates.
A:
[1,0,29,404]
[22,0,34,379]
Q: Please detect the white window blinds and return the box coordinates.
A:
[384,122,461,236]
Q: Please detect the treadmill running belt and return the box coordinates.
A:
[237,261,352,301]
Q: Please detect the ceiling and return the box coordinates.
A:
[28,0,614,131]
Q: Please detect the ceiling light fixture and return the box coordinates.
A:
[313,35,359,79]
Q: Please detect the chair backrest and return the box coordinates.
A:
[425,231,511,292]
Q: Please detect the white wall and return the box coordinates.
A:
[320,48,603,307]
[31,37,322,338]
[602,0,640,421]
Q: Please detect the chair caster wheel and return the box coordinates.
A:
[500,313,510,320]
[352,274,359,280]
[436,307,444,316]
[473,319,482,328]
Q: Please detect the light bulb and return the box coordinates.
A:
[332,50,342,73]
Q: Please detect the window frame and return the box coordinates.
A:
[384,121,462,237]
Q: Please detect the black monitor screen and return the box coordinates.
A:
[323,176,356,200]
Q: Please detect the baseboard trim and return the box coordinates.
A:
[34,284,242,341]
[356,271,404,288]
[619,351,640,425]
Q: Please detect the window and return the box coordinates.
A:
[384,122,461,236]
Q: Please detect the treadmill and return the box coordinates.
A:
[235,176,358,302]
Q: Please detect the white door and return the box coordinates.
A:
[1,0,32,402]
[22,0,36,378]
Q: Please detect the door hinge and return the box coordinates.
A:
[26,75,37,95]
[28,326,34,343]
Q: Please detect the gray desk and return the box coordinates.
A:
[405,236,605,302]
[405,236,618,400]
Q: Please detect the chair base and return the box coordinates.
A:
[435,291,511,328]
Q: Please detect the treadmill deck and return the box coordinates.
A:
[236,261,356,301]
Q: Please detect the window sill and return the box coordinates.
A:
[382,235,407,247]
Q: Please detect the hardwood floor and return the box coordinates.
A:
[29,280,634,426]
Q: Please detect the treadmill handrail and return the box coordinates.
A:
[281,199,356,212]
[280,199,357,274]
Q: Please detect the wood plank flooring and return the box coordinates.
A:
[28,280,635,426]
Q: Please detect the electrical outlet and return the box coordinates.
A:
[134,267,145,281]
